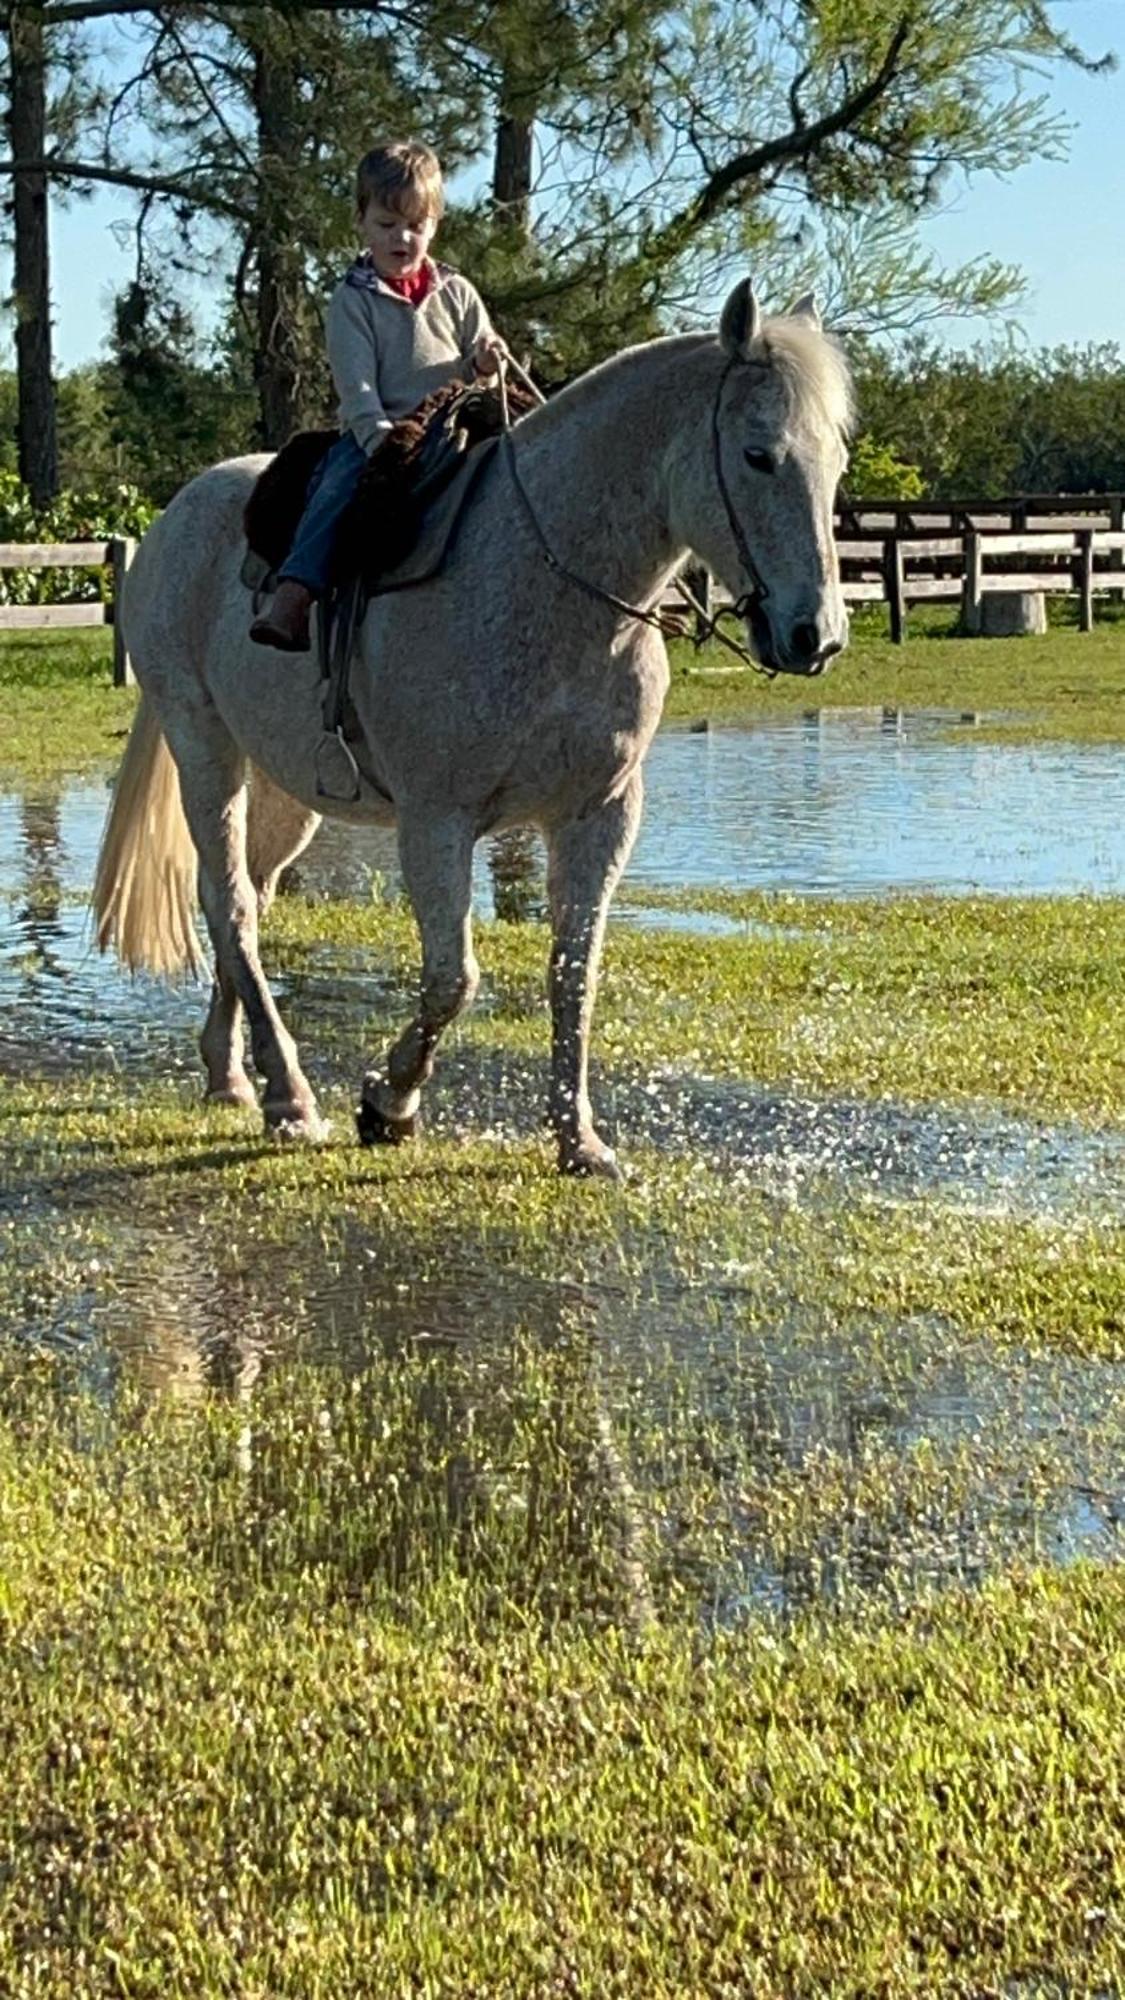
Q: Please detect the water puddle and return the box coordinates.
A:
[7,707,1125,1079]
[276,707,1125,900]
[6,1192,1123,1619]
[6,707,1125,1619]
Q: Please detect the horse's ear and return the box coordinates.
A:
[789,291,822,329]
[719,278,763,359]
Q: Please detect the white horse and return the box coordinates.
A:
[93,279,851,1176]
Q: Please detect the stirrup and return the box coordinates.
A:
[315,726,361,804]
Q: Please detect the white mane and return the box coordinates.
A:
[754,315,855,439]
[517,314,854,443]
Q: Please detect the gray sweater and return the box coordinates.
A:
[325,260,495,455]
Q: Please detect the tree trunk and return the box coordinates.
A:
[493,88,534,234]
[252,41,308,448]
[8,5,58,505]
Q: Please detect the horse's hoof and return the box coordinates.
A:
[559,1140,621,1181]
[356,1096,418,1147]
[265,1102,331,1145]
[205,1076,257,1110]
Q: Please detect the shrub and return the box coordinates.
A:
[844,434,925,501]
[0,474,157,606]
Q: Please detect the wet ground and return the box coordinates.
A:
[8,706,1125,1059]
[14,1169,1125,1620]
[4,706,1125,1618]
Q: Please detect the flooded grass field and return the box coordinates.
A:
[3,627,1125,1994]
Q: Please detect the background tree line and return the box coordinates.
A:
[3,330,1123,511]
[0,0,1117,512]
[852,338,1125,498]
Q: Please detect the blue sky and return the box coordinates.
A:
[30,0,1125,369]
[913,0,1125,351]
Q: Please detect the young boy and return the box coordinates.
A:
[251,138,504,651]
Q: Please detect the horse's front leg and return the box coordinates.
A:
[547,769,643,1178]
[356,811,478,1146]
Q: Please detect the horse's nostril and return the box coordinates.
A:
[791,619,819,662]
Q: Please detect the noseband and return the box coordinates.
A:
[501,350,777,677]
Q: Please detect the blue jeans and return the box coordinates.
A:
[279,430,368,594]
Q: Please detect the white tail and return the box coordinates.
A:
[92,693,206,978]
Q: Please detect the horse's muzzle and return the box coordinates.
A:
[798,634,846,677]
[750,607,847,676]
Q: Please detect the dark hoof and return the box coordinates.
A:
[356,1095,418,1147]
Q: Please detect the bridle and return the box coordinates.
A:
[708,355,775,668]
[499,349,777,679]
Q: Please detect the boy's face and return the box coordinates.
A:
[359,199,437,280]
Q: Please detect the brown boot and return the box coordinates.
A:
[250,578,313,652]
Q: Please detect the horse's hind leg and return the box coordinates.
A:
[200,966,258,1109]
[357,811,478,1145]
[246,766,321,916]
[165,714,325,1139]
[546,769,643,1178]
[199,769,320,1107]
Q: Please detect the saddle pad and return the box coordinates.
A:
[364,435,500,596]
[243,428,336,574]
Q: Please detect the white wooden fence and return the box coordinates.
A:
[0,537,135,684]
[837,525,1125,642]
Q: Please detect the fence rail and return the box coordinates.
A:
[0,537,135,684]
[835,525,1125,641]
[836,493,1125,535]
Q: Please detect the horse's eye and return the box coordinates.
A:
[744,448,774,475]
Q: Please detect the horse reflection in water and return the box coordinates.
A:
[103,1210,655,1629]
[93,280,851,1175]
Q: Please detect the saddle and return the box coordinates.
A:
[241,375,539,801]
[242,373,539,594]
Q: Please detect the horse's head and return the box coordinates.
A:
[687,278,852,675]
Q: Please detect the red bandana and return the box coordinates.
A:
[381,260,436,306]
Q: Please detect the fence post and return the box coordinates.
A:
[883,534,905,644]
[1075,528,1095,633]
[1110,498,1124,603]
[960,528,983,634]
[110,537,136,687]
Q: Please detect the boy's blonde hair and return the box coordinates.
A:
[356,141,444,223]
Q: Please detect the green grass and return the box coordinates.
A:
[0,630,133,779]
[265,887,1125,1129]
[1,1349,1124,1997]
[665,605,1125,740]
[5,630,1125,1991]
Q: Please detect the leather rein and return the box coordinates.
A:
[498,350,776,680]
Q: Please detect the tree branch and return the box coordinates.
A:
[685,14,913,230]
[0,153,252,218]
[155,9,256,175]
[41,0,430,22]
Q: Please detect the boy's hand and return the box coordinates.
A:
[472,333,507,380]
